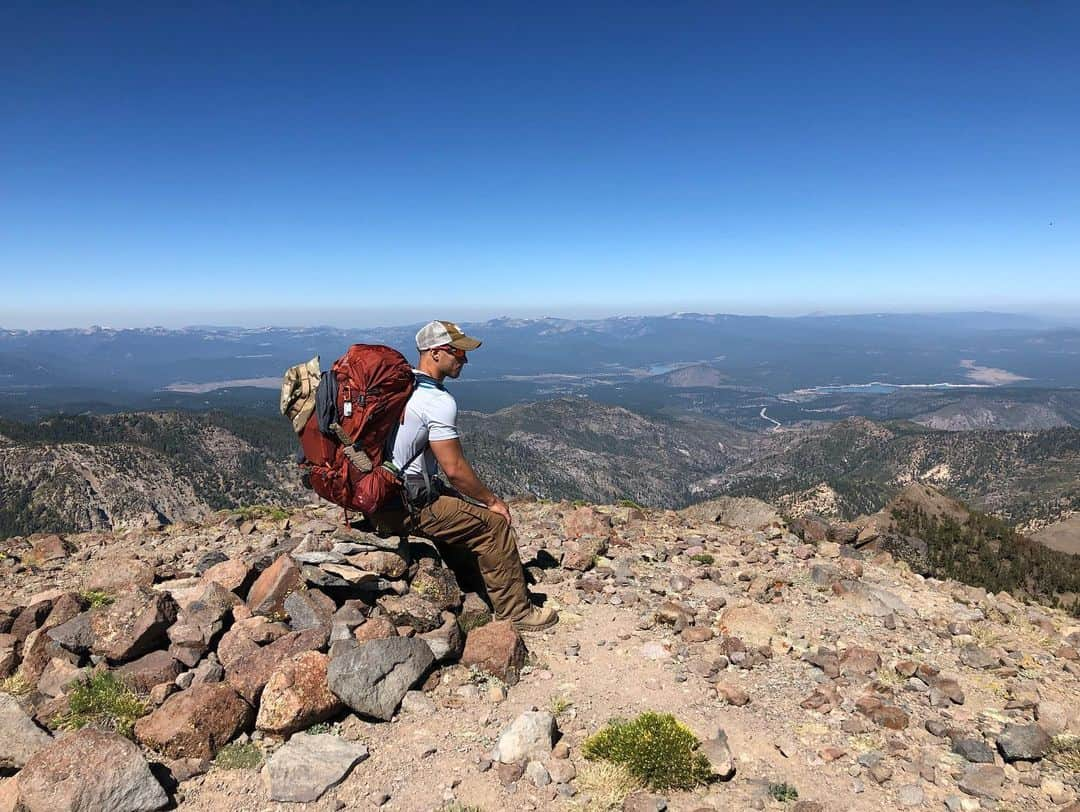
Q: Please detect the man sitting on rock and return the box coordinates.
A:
[371,319,558,632]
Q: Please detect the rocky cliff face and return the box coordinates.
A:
[0,498,1078,810]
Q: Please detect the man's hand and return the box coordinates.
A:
[486,497,513,527]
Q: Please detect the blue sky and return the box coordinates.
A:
[2,1,1077,328]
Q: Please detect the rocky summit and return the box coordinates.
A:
[0,498,1078,811]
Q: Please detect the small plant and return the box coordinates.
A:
[0,673,33,696]
[618,499,644,510]
[768,781,799,802]
[549,694,573,716]
[1047,734,1080,772]
[304,721,341,736]
[53,672,147,738]
[441,804,484,812]
[213,741,264,770]
[689,553,715,565]
[234,504,289,522]
[80,589,114,609]
[582,711,712,791]
[459,612,491,633]
[576,760,645,811]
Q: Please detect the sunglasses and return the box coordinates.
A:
[434,345,467,359]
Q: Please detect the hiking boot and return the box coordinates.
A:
[512,606,559,632]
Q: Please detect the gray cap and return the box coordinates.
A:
[415,320,482,352]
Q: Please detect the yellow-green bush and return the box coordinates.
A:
[582,711,711,791]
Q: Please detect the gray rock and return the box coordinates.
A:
[47,612,93,655]
[526,760,551,787]
[492,711,557,764]
[997,723,1051,762]
[896,784,924,807]
[291,551,347,565]
[958,763,1005,800]
[16,727,168,811]
[700,727,736,779]
[264,732,369,802]
[327,637,434,721]
[0,692,53,769]
[952,736,996,763]
[420,612,464,662]
[283,589,336,631]
[959,645,999,670]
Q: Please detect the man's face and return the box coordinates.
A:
[432,345,467,378]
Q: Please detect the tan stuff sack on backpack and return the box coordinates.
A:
[280,355,321,433]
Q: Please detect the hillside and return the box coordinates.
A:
[0,498,1078,810]
[710,417,1080,526]
[0,412,302,538]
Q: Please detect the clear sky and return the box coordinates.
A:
[2,1,1078,328]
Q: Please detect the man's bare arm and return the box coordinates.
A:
[429,437,512,525]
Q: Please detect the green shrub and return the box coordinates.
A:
[689,553,715,565]
[214,741,264,770]
[769,782,799,802]
[54,672,147,738]
[618,499,644,510]
[582,711,712,790]
[80,589,114,609]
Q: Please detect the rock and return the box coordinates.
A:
[700,728,736,779]
[958,763,1005,800]
[0,635,17,678]
[1036,700,1070,736]
[167,582,239,666]
[400,690,436,715]
[84,557,155,594]
[116,650,185,694]
[255,651,343,735]
[718,605,776,648]
[29,534,72,564]
[36,658,87,697]
[410,562,463,612]
[264,733,369,802]
[953,737,995,763]
[681,627,714,643]
[16,728,168,812]
[134,683,253,760]
[420,612,464,662]
[563,506,611,539]
[355,617,399,642]
[0,693,53,770]
[17,627,75,683]
[225,625,329,704]
[855,695,909,729]
[10,601,52,642]
[622,792,668,812]
[461,620,527,686]
[283,588,336,631]
[345,550,409,578]
[377,593,443,633]
[497,761,523,785]
[715,683,750,706]
[90,586,178,663]
[202,559,253,594]
[327,637,435,721]
[526,760,551,787]
[459,592,493,630]
[47,612,93,656]
[246,554,302,617]
[839,646,882,677]
[548,758,576,783]
[215,625,260,671]
[997,723,1051,762]
[190,655,224,685]
[896,784,924,807]
[492,711,557,764]
[959,645,998,670]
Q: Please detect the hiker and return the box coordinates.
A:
[370,320,559,632]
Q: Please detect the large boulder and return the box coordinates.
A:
[0,693,52,770]
[461,620,527,686]
[83,557,155,594]
[255,651,344,736]
[246,554,302,617]
[225,625,329,704]
[15,728,168,812]
[90,587,178,663]
[115,650,184,694]
[201,558,254,594]
[134,683,253,760]
[264,733,369,803]
[327,637,434,721]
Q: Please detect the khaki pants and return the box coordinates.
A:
[369,495,532,621]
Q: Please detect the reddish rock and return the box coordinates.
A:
[461,620,527,686]
[354,617,398,642]
[246,554,302,617]
[10,601,53,642]
[16,728,168,812]
[18,627,76,683]
[681,627,714,643]
[376,593,442,633]
[715,683,750,706]
[562,536,608,571]
[28,534,73,565]
[36,658,87,698]
[856,694,910,729]
[83,557,155,594]
[800,684,841,713]
[226,625,329,704]
[255,651,344,735]
[840,646,882,677]
[202,558,253,594]
[562,506,612,539]
[344,550,409,578]
[116,651,184,694]
[166,582,240,667]
[0,633,17,678]
[90,586,178,663]
[931,673,966,704]
[135,683,253,760]
[42,593,87,630]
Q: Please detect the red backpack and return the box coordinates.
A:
[293,344,416,515]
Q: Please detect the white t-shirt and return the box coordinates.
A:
[390,371,459,477]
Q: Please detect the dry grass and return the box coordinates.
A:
[1047,734,1080,773]
[575,761,645,811]
[0,673,33,696]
